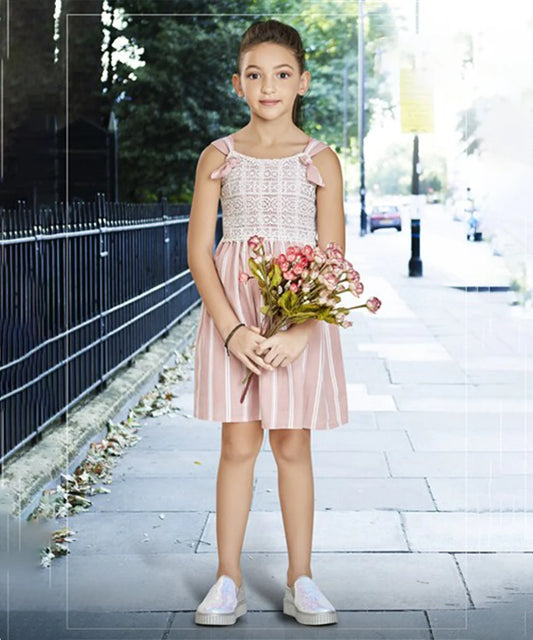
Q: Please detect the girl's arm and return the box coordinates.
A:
[255,147,346,366]
[315,146,346,253]
[187,145,273,376]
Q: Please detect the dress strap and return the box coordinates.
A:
[299,137,328,187]
[209,135,240,180]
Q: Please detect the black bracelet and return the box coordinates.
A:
[224,322,245,355]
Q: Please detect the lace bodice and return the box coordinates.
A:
[209,133,328,245]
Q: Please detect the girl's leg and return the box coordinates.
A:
[216,420,264,587]
[269,429,314,587]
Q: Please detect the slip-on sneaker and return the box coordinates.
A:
[283,575,338,625]
[195,575,247,625]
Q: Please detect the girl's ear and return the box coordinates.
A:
[299,69,311,96]
[232,73,243,98]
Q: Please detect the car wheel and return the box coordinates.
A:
[370,227,375,233]
[396,226,402,232]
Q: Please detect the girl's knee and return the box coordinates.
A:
[269,429,310,464]
[220,421,263,464]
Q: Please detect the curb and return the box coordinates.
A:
[0,307,200,518]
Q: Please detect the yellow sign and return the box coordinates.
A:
[400,69,434,133]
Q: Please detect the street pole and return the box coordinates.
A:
[343,63,349,201]
[408,0,423,276]
[358,0,367,236]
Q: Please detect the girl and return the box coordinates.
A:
[187,18,348,627]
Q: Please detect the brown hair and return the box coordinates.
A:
[236,19,307,128]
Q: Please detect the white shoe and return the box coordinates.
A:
[195,575,247,625]
[283,575,338,625]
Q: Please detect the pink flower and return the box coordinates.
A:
[365,296,382,313]
[355,282,364,295]
[289,282,299,293]
[247,235,264,251]
[313,248,326,265]
[302,245,314,259]
[293,263,304,276]
[286,246,298,262]
[239,272,251,284]
[326,244,345,262]
[283,269,296,281]
[347,269,360,283]
[323,273,338,290]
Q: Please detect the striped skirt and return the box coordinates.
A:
[193,239,348,430]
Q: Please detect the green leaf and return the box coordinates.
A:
[270,263,282,288]
[248,258,265,283]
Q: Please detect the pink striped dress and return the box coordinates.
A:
[193,132,348,430]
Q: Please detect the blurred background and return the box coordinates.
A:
[1,3,532,461]
[2,1,531,261]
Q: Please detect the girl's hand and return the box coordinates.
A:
[254,324,313,368]
[226,325,275,376]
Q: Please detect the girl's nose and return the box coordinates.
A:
[261,79,276,92]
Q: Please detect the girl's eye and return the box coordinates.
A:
[246,71,291,79]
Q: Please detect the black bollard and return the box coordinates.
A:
[408,217,423,277]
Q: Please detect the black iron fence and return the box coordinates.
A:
[0,194,221,467]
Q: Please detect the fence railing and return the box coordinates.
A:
[0,194,222,467]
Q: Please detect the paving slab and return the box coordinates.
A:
[0,552,217,612]
[252,478,434,511]
[61,511,208,555]
[198,511,408,553]
[167,611,432,639]
[427,476,533,511]
[309,431,411,452]
[346,383,397,412]
[403,512,533,552]
[428,595,533,640]
[88,478,217,512]
[391,383,475,398]
[357,341,453,361]
[0,552,468,613]
[387,451,533,477]
[406,426,532,451]
[129,421,221,450]
[0,611,171,640]
[395,396,529,413]
[342,411,379,429]
[260,452,389,482]
[377,411,532,430]
[461,356,533,372]
[387,362,469,384]
[455,553,533,606]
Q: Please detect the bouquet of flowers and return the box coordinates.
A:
[237,235,381,403]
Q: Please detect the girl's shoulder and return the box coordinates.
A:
[208,134,234,156]
[207,131,331,158]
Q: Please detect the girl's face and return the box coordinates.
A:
[233,42,310,120]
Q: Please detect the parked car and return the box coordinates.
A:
[368,204,402,232]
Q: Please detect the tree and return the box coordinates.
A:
[108,0,395,201]
[58,1,107,127]
[3,0,58,146]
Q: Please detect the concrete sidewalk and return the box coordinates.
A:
[1,206,532,639]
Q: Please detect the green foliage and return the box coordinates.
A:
[110,0,396,201]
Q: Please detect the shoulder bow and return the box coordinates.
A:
[299,153,325,187]
[210,154,241,180]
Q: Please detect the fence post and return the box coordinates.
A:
[162,196,170,336]
[97,192,109,391]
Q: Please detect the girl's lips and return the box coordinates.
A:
[260,100,279,105]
